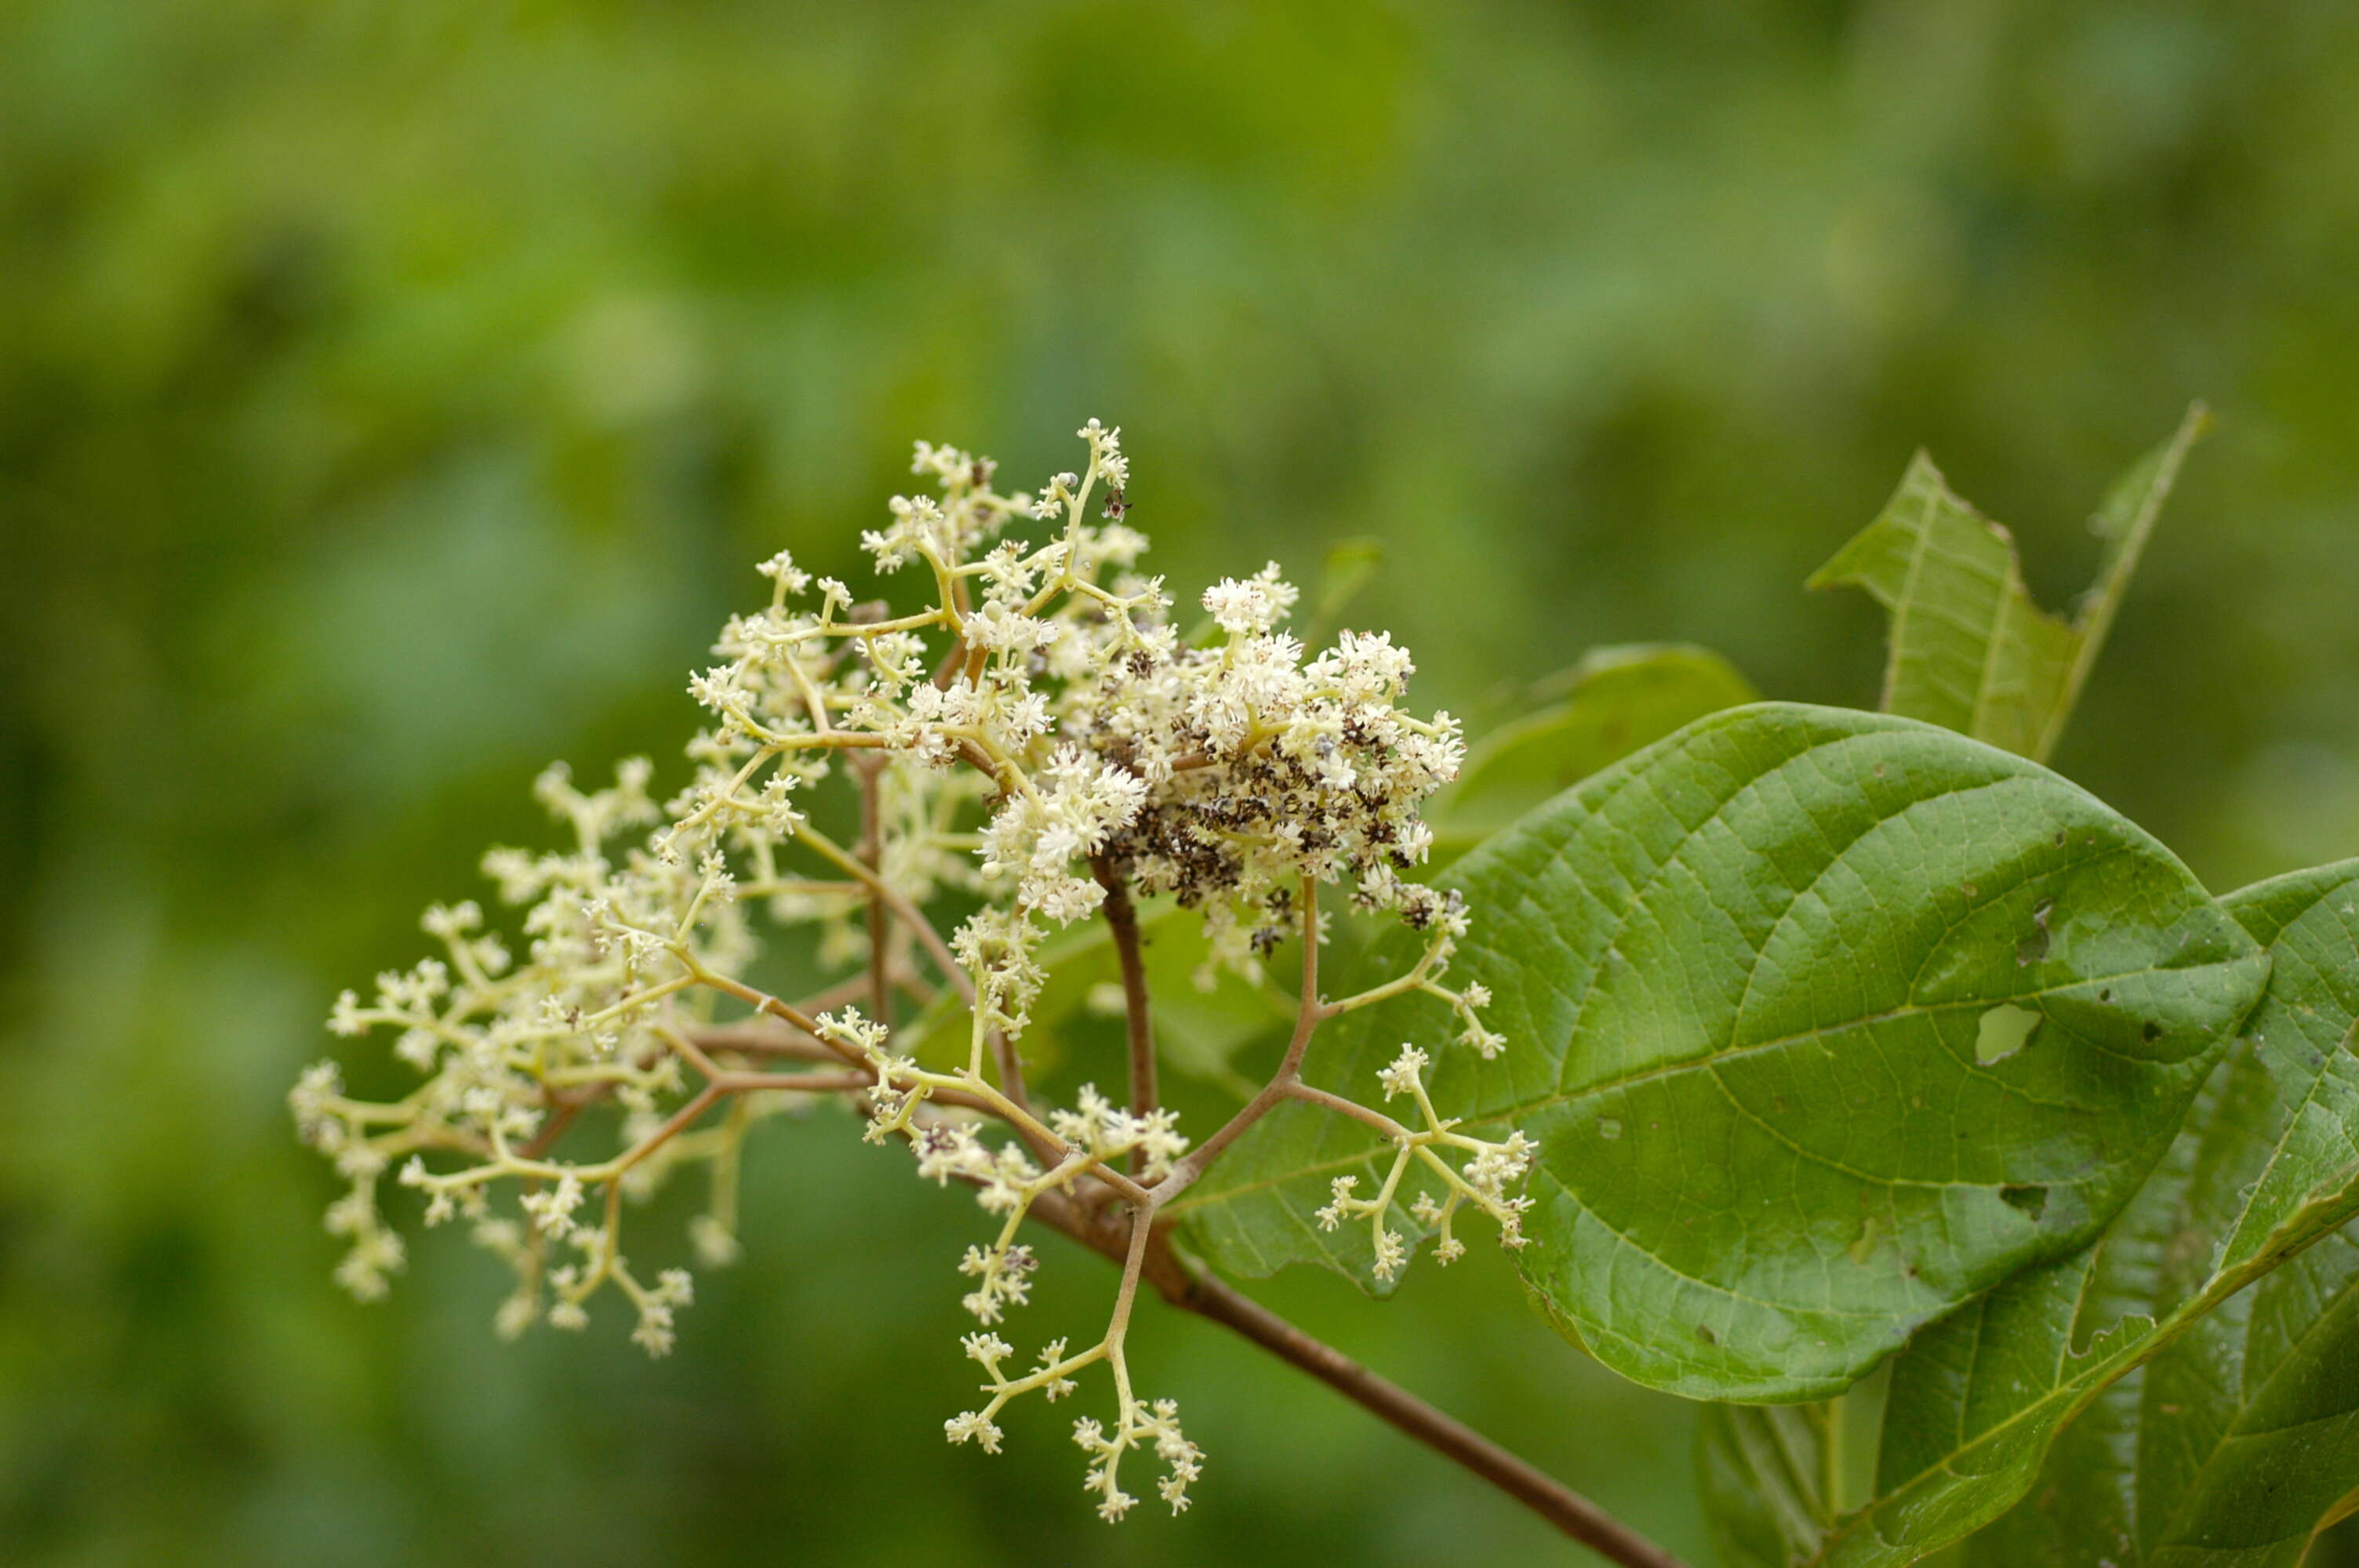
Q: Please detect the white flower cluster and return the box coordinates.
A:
[292,419,1521,1527]
[899,1081,1186,1329]
[1047,1085,1189,1182]
[1314,1044,1537,1279]
[660,416,1465,979]
[1075,1393,1205,1521]
[945,1331,1203,1522]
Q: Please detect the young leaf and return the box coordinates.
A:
[1176,702,2269,1399]
[1797,863,2359,1567]
[1302,535,1387,648]
[1810,405,2209,762]
[1702,1370,1890,1568]
[1702,1403,1845,1568]
[1430,642,1757,853]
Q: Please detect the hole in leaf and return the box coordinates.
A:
[2016,899,2055,967]
[2000,1185,2048,1221]
[2143,1022,2165,1044]
[1695,1325,1717,1345]
[1976,1003,2043,1064]
[2053,829,2069,848]
[2099,988,2112,1003]
[1595,1118,1623,1140]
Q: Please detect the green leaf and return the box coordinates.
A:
[1430,642,1757,855]
[1797,862,2359,1567]
[1177,702,2269,1398]
[1703,1403,1845,1568]
[1810,405,2209,762]
[1950,863,2359,1567]
[1702,1369,1891,1568]
[1303,535,1387,647]
[1969,1232,2359,1567]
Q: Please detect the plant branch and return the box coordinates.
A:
[1161,1249,1685,1568]
[1166,877,1321,1189]
[426,922,1673,1560]
[1281,1079,1409,1138]
[795,824,968,1002]
[1092,858,1158,1174]
[990,1169,1683,1567]
[857,758,890,1027]
[795,818,1033,1115]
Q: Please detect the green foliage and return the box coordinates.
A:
[1699,1375,1888,1568]
[1772,868,2359,1566]
[1808,404,2208,762]
[1303,537,1389,648]
[1430,642,1758,855]
[1674,427,2359,1564]
[17,6,2359,1561]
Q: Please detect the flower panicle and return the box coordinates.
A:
[294,418,1502,1522]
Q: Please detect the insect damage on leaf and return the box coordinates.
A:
[1975,1004,2042,1065]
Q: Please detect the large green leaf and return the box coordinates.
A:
[1955,863,2359,1567]
[1725,1060,2234,1566]
[1810,405,2208,762]
[1774,863,2359,1567]
[1176,702,2270,1399]
[1968,1232,2359,1567]
[1430,642,1757,857]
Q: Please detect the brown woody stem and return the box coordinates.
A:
[1165,1255,1685,1568]
[857,759,890,1028]
[1091,858,1158,1173]
[1169,877,1322,1189]
[1005,1181,1683,1568]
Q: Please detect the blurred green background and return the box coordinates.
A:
[9,2,2359,1563]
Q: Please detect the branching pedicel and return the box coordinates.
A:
[292,420,1537,1523]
